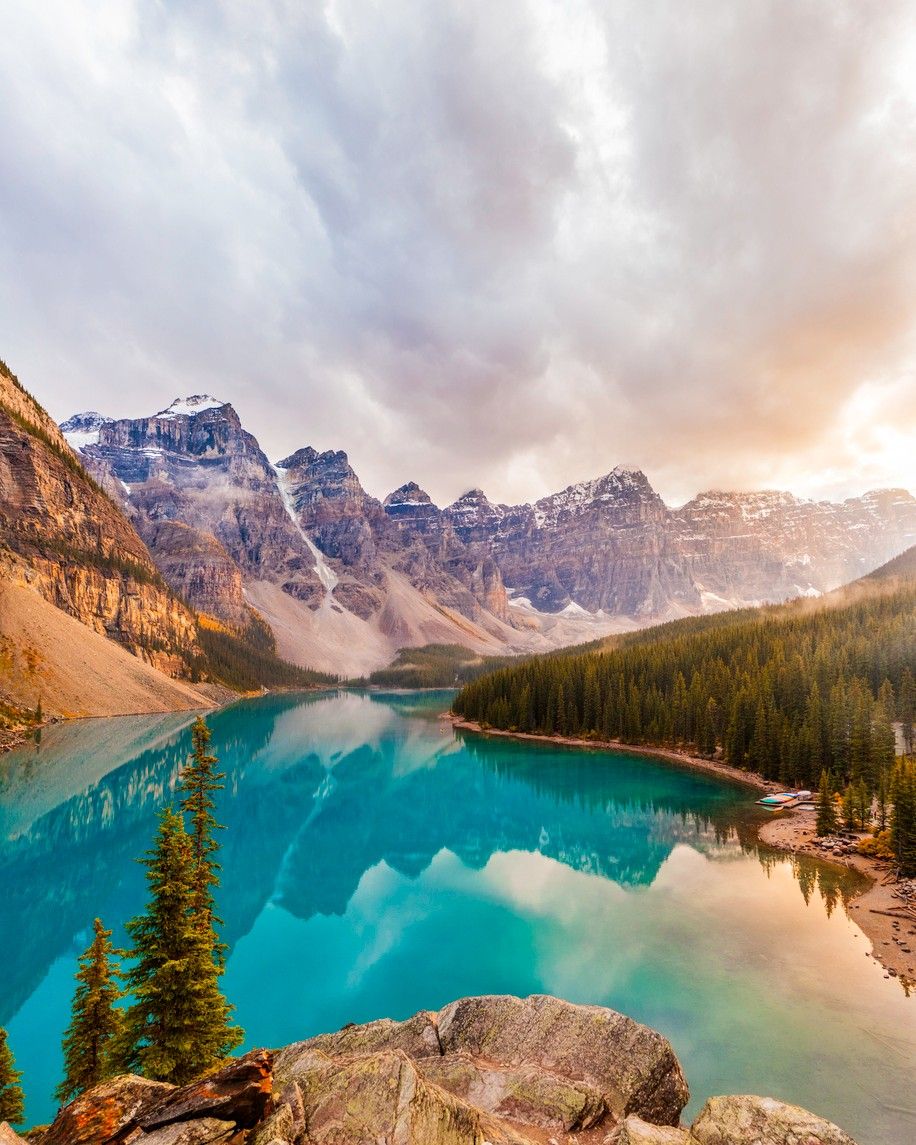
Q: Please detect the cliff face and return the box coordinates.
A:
[25,994,860,1145]
[0,364,200,679]
[669,488,916,608]
[136,520,249,626]
[424,469,916,618]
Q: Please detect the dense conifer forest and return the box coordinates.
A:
[453,580,916,793]
[455,572,916,871]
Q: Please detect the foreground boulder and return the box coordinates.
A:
[33,996,860,1145]
[37,1052,272,1145]
[39,1076,170,1145]
[275,993,688,1136]
[689,1095,859,1145]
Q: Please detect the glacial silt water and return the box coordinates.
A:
[1,691,913,1142]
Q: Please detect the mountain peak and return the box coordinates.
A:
[60,410,114,450]
[156,395,227,419]
[454,488,490,504]
[384,481,433,507]
[276,446,319,470]
[277,447,352,472]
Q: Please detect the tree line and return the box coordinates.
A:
[0,717,241,1125]
[453,582,916,872]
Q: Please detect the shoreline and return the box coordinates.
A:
[448,714,773,791]
[0,682,339,755]
[448,715,916,985]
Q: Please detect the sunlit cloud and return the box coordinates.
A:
[0,0,914,507]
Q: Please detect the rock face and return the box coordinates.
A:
[0,362,202,701]
[138,520,249,627]
[34,997,861,1145]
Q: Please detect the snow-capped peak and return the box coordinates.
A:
[157,395,226,419]
[60,411,113,451]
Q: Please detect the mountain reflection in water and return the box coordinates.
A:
[0,690,911,1145]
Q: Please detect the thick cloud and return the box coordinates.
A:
[1,0,914,506]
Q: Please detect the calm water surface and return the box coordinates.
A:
[1,691,914,1142]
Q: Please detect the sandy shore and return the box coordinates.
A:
[449,715,916,984]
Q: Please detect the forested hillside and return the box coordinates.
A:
[453,580,916,791]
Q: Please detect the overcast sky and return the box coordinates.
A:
[1,1,915,507]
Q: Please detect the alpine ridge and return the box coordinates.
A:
[60,395,916,677]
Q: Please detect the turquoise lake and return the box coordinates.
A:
[1,690,915,1142]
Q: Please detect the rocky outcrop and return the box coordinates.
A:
[37,1052,272,1145]
[33,996,860,1145]
[687,1094,858,1145]
[252,993,687,1141]
[609,1097,860,1145]
[0,363,201,685]
[137,520,249,626]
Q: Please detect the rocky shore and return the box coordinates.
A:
[759,808,916,985]
[450,717,914,984]
[5,995,859,1145]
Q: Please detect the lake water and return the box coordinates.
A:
[1,690,914,1142]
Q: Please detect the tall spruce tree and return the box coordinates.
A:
[0,1027,24,1125]
[815,770,838,836]
[56,919,123,1104]
[900,668,915,755]
[120,808,242,1084]
[890,761,916,877]
[179,717,226,959]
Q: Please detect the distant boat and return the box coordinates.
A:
[756,792,800,809]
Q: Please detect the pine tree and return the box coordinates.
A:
[890,761,916,877]
[119,808,242,1084]
[0,1027,24,1125]
[56,918,123,1104]
[179,717,227,956]
[816,770,838,836]
[900,668,915,755]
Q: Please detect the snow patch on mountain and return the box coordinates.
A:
[157,395,226,418]
[60,411,113,451]
[532,466,655,527]
[272,464,340,602]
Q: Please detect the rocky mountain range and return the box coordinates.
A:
[59,394,915,677]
